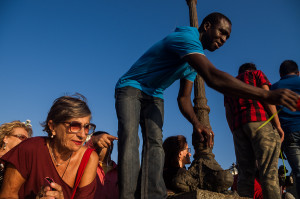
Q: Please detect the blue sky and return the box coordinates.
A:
[1,0,299,172]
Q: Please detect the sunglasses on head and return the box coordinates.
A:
[59,121,96,135]
[10,134,28,141]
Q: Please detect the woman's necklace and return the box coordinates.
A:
[61,153,72,179]
[49,144,73,179]
[50,144,72,167]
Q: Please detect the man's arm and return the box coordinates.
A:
[261,84,284,142]
[184,54,299,111]
[177,79,214,148]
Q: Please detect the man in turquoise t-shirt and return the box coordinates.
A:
[116,26,201,99]
[115,12,300,199]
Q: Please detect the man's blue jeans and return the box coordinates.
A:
[282,131,300,198]
[115,86,167,199]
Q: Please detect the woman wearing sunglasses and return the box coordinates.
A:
[163,135,193,193]
[0,94,99,199]
[0,120,32,188]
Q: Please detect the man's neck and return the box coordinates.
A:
[281,72,299,77]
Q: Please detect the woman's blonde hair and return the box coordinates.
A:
[0,120,33,147]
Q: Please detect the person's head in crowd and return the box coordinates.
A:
[0,120,32,154]
[199,12,232,52]
[91,131,114,164]
[238,63,257,75]
[279,60,299,77]
[163,135,191,168]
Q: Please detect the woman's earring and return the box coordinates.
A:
[51,134,54,139]
[3,143,6,150]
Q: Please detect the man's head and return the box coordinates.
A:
[199,12,232,52]
[238,63,257,75]
[163,135,191,168]
[279,60,299,77]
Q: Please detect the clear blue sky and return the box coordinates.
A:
[1,0,299,172]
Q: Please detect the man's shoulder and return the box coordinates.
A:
[174,26,198,32]
[252,70,265,76]
[250,70,270,82]
[272,75,300,89]
[271,81,279,90]
[167,26,199,41]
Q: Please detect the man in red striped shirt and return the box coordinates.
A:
[224,63,284,199]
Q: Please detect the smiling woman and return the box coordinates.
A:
[0,94,99,199]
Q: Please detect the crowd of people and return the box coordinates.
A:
[0,11,299,199]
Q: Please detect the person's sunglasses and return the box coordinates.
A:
[59,121,96,135]
[10,134,28,141]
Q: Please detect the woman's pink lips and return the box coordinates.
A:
[72,140,83,145]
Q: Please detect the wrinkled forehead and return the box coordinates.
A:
[12,127,29,136]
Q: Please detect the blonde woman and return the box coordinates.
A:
[0,120,32,187]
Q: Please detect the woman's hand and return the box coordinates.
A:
[37,182,64,199]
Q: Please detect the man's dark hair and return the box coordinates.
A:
[279,60,299,77]
[238,63,257,74]
[163,135,187,168]
[199,12,231,32]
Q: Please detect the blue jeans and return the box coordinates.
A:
[115,86,167,199]
[282,131,300,198]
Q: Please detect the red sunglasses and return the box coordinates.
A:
[59,121,96,135]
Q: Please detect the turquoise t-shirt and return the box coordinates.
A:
[115,26,204,99]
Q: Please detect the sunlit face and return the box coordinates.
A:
[201,18,231,52]
[179,144,191,167]
[5,127,29,151]
[50,116,91,152]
